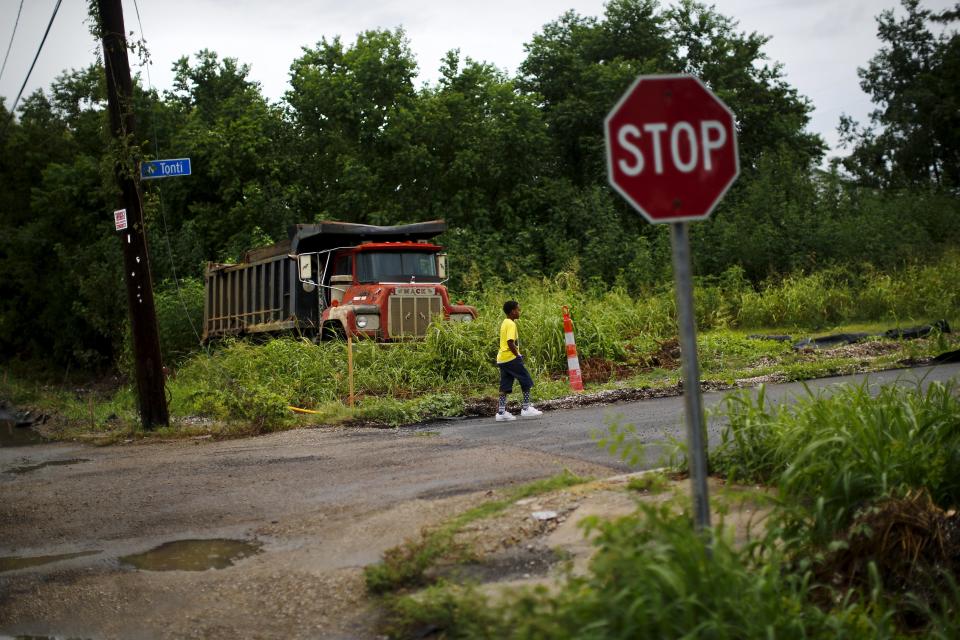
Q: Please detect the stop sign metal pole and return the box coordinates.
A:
[670,222,711,531]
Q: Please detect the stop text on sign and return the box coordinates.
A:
[616,120,728,176]
[604,74,739,224]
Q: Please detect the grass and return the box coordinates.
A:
[0,372,140,442]
[625,470,670,494]
[4,322,955,441]
[380,503,902,639]
[377,380,960,639]
[2,252,959,439]
[711,379,960,544]
[364,470,591,595]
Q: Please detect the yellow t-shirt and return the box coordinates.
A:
[497,318,519,363]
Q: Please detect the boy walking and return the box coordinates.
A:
[496,300,543,421]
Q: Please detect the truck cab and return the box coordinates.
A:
[307,240,475,340]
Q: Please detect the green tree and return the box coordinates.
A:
[519,0,823,187]
[666,1,824,171]
[518,1,675,187]
[515,0,824,288]
[839,0,960,187]
[399,51,555,275]
[286,29,419,224]
[0,71,122,367]
[156,50,295,268]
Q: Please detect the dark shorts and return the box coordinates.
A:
[498,357,533,393]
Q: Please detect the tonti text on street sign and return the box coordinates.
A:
[140,158,192,180]
[604,74,739,224]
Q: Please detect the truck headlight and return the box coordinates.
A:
[355,315,379,330]
[450,313,473,322]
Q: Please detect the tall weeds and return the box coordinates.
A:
[733,251,960,328]
[711,380,960,543]
[384,504,899,639]
[383,382,960,638]
[165,252,958,426]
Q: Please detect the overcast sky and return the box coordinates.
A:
[0,0,955,160]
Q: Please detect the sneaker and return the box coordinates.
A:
[495,411,517,422]
[520,406,543,418]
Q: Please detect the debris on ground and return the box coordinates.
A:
[531,510,558,521]
[646,337,681,369]
[421,474,773,600]
[748,320,952,351]
[933,349,960,364]
[793,320,950,350]
[580,357,637,383]
[815,489,960,627]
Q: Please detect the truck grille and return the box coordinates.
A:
[388,295,442,338]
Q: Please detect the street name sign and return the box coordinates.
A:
[140,158,192,180]
[605,74,738,224]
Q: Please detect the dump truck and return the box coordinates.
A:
[202,220,477,341]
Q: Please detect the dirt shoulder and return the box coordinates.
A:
[379,472,772,603]
[0,427,769,639]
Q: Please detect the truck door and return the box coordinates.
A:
[329,252,353,306]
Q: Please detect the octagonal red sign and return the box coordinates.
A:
[605,74,739,224]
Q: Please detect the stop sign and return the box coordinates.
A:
[605,74,739,224]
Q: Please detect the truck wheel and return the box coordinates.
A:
[321,322,346,341]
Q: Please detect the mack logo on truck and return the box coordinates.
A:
[394,287,436,296]
[202,220,477,342]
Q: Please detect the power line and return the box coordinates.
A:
[0,0,25,84]
[10,0,63,114]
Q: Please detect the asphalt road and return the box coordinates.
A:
[0,362,958,639]
[430,361,960,470]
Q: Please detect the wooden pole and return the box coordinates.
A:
[347,333,355,408]
[95,0,168,428]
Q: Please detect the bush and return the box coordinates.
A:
[170,338,344,426]
[734,252,960,329]
[163,255,960,428]
[154,277,205,365]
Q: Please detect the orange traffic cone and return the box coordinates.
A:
[562,305,584,392]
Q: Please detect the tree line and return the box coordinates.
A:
[0,0,957,370]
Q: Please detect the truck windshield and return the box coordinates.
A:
[357,252,439,283]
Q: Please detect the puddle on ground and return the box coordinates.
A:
[7,459,89,475]
[120,539,262,571]
[0,636,92,639]
[439,546,561,584]
[0,550,101,573]
[0,421,46,447]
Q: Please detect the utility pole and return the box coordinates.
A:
[95,0,169,428]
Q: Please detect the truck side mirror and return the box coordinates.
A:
[437,254,447,279]
[298,255,312,281]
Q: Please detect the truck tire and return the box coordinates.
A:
[321,321,346,341]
